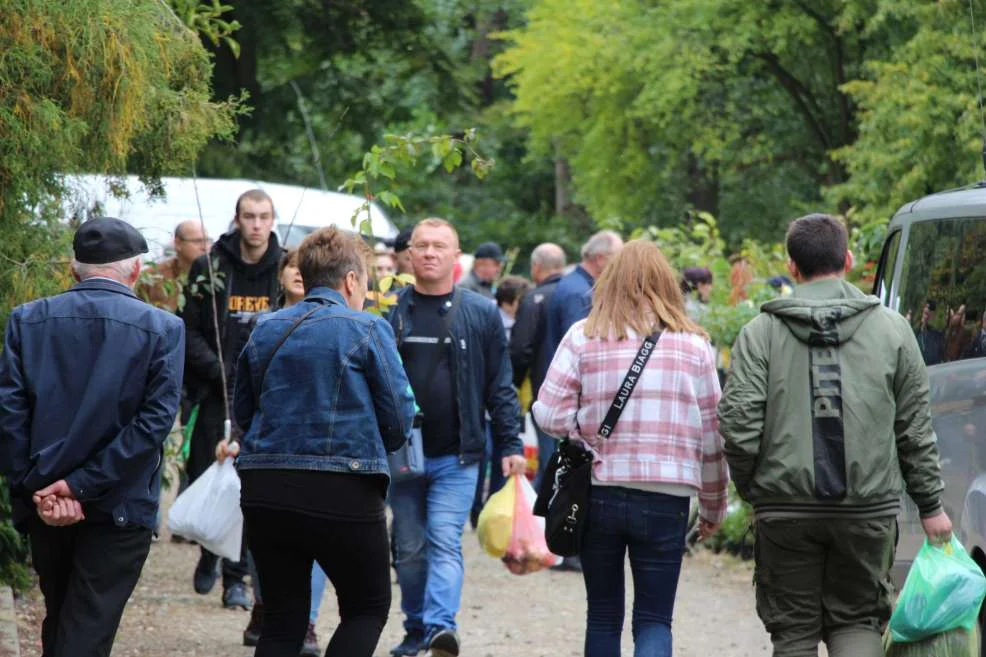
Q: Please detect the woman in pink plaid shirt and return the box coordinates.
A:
[533,240,728,657]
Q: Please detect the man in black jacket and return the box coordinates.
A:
[0,218,184,657]
[181,189,282,610]
[509,242,566,487]
[387,218,526,657]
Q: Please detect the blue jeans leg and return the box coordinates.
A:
[423,455,479,630]
[309,562,327,624]
[391,474,429,635]
[581,487,688,657]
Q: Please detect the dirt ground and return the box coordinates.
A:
[15,528,774,657]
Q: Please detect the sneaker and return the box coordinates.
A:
[428,628,460,657]
[299,623,319,657]
[223,582,252,611]
[242,602,263,646]
[549,555,582,573]
[390,629,426,656]
[193,554,219,595]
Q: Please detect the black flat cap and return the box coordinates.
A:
[474,241,504,262]
[394,227,414,253]
[73,217,149,265]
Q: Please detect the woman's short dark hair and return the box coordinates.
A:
[786,214,848,279]
[681,267,713,294]
[495,275,531,308]
[297,227,372,293]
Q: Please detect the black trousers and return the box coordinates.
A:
[187,392,248,586]
[29,516,152,657]
[244,506,391,657]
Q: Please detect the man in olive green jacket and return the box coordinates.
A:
[718,214,952,657]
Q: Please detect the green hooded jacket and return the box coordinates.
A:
[717,278,944,519]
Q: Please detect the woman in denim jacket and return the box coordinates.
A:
[228,227,416,657]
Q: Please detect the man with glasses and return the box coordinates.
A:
[138,220,210,312]
[387,218,526,657]
[181,189,283,611]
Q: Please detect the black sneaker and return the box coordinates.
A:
[428,628,460,657]
[390,629,426,656]
[223,582,252,611]
[193,553,219,595]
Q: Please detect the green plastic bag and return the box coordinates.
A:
[889,536,986,643]
[884,626,980,657]
[179,404,199,463]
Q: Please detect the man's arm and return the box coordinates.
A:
[509,294,538,388]
[716,319,769,501]
[63,320,185,502]
[232,338,255,435]
[181,256,222,382]
[0,311,32,491]
[894,325,945,518]
[483,308,523,458]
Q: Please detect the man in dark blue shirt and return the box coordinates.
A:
[545,230,623,357]
[0,217,184,657]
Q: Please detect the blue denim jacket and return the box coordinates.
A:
[234,288,416,478]
[388,286,523,465]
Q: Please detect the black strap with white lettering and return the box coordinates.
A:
[598,331,662,439]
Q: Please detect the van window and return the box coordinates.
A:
[895,218,986,365]
[875,230,901,306]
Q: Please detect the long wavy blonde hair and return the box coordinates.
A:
[584,239,709,341]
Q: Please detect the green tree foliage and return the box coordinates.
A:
[495,0,986,244]
[0,0,237,590]
[830,0,986,224]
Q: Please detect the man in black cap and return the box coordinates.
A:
[0,217,185,657]
[459,241,503,300]
[393,227,415,276]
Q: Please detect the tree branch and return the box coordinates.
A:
[753,51,833,151]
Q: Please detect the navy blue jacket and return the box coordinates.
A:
[545,265,595,359]
[0,279,185,530]
[234,288,416,478]
[388,286,523,465]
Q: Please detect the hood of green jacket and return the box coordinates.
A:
[761,278,882,345]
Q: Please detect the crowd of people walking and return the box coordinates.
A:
[0,188,955,657]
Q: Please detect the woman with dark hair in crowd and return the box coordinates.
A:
[224,227,416,657]
[680,266,713,322]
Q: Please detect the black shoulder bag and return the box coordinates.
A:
[533,330,662,557]
[389,289,462,482]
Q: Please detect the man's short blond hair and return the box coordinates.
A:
[411,217,460,246]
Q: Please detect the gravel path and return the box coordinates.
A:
[15,527,773,657]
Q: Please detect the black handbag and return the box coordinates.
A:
[533,330,662,557]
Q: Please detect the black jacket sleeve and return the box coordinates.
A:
[181,256,223,383]
[509,294,538,388]
[484,306,524,458]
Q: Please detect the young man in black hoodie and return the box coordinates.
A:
[181,189,282,610]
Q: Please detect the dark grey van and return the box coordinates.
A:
[873,185,986,597]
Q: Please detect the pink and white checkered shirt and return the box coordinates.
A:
[532,320,729,524]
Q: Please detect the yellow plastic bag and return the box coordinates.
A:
[477,476,517,558]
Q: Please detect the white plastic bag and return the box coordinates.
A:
[167,459,243,560]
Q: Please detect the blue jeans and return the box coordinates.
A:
[581,487,689,657]
[310,562,326,623]
[391,455,480,633]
